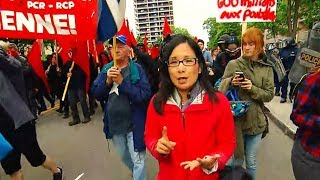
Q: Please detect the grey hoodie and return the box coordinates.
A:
[0,47,35,129]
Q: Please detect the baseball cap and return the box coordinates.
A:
[109,35,127,45]
[218,34,230,44]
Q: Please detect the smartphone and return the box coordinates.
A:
[235,71,245,81]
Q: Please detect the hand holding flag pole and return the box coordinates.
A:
[93,40,101,73]
[54,40,62,73]
[54,40,59,68]
[109,36,120,95]
[113,37,117,67]
[62,61,75,101]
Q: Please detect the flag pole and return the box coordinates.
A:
[62,61,75,101]
[93,40,101,73]
[54,40,59,68]
[113,37,117,67]
[241,22,247,55]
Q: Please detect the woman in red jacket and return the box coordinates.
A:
[145,34,236,180]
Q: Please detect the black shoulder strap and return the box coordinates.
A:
[292,73,309,101]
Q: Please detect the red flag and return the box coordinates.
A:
[194,36,198,42]
[56,39,76,64]
[117,19,131,46]
[73,40,90,92]
[163,16,172,38]
[130,31,137,47]
[88,40,95,57]
[96,42,105,55]
[88,40,105,64]
[126,19,131,30]
[150,45,160,60]
[143,33,149,54]
[27,40,50,93]
[126,19,137,46]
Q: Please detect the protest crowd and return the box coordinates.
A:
[0,1,320,180]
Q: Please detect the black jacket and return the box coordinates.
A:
[132,46,159,95]
[62,61,86,90]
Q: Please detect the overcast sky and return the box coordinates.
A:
[125,0,217,46]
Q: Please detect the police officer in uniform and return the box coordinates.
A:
[277,37,299,103]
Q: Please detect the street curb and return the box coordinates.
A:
[266,112,295,140]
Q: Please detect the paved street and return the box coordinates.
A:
[265,96,297,133]
[1,105,295,180]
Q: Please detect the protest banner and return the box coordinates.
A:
[0,0,97,40]
[216,0,277,22]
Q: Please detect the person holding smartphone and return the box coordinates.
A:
[219,28,275,180]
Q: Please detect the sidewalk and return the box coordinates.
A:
[265,96,297,139]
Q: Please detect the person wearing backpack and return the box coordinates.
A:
[219,28,274,180]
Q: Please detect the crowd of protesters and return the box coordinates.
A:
[0,23,319,180]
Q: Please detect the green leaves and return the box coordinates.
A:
[203,18,241,49]
[171,26,192,38]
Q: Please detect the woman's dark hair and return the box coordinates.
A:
[50,53,63,68]
[98,51,111,65]
[154,34,218,114]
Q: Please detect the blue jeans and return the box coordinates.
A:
[229,133,262,180]
[112,132,146,180]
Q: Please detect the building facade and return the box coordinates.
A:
[134,0,174,43]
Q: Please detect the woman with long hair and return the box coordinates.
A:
[145,34,236,179]
[219,28,274,180]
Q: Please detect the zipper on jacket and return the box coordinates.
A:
[182,112,186,129]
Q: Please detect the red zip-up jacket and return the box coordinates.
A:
[145,92,236,180]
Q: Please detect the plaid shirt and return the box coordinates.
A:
[290,72,320,158]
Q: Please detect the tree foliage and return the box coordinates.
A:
[203,18,241,49]
[300,0,320,28]
[0,38,55,55]
[171,26,192,38]
[136,36,143,43]
[248,0,288,37]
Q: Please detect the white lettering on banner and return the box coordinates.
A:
[53,15,70,35]
[0,10,78,35]
[56,2,75,9]
[34,14,55,34]
[27,1,46,9]
[68,15,77,34]
[216,0,277,22]
[16,12,35,32]
[1,11,16,31]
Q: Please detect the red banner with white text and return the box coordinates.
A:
[216,0,277,22]
[0,0,97,40]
